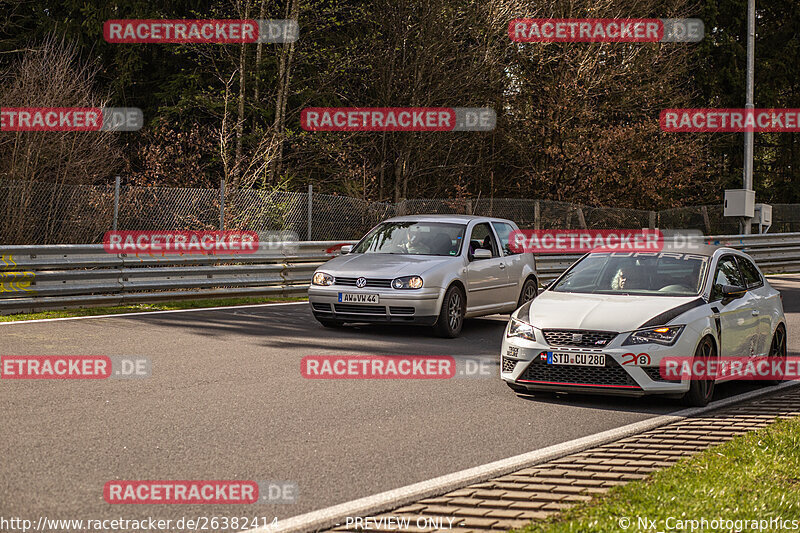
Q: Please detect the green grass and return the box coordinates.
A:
[0,296,307,322]
[517,416,800,532]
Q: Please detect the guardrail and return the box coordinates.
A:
[1,233,799,314]
[0,241,353,313]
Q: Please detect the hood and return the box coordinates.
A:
[318,253,455,278]
[521,290,702,333]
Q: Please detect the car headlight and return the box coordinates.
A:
[623,325,685,346]
[312,272,334,286]
[392,276,423,289]
[507,317,537,341]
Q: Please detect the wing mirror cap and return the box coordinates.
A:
[721,284,747,298]
[340,245,353,254]
[472,248,492,260]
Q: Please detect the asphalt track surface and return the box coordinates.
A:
[2,275,799,525]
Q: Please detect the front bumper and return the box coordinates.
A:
[500,327,695,397]
[308,286,442,326]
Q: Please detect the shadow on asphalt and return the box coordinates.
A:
[512,380,772,411]
[122,304,510,356]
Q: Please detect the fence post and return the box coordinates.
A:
[534,200,540,230]
[219,179,225,230]
[576,207,587,229]
[648,211,656,229]
[465,199,472,215]
[112,176,120,231]
[701,206,711,234]
[307,184,313,240]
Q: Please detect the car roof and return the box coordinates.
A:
[587,242,738,258]
[658,241,724,256]
[383,214,511,224]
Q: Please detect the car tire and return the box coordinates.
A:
[764,324,787,386]
[517,278,538,307]
[681,336,716,407]
[433,285,465,338]
[317,318,344,328]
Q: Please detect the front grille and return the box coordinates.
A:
[389,306,415,315]
[542,329,618,348]
[642,366,681,382]
[335,277,393,288]
[334,304,386,315]
[311,303,331,312]
[502,357,518,373]
[519,357,638,387]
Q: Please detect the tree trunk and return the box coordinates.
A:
[233,0,250,187]
[268,0,298,184]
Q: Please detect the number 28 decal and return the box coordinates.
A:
[621,352,651,366]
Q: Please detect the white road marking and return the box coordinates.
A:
[0,301,307,325]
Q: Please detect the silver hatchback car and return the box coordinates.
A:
[308,215,539,337]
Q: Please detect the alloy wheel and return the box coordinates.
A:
[448,292,462,330]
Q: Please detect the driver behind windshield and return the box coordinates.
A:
[398,228,430,254]
[611,267,628,290]
[610,264,646,290]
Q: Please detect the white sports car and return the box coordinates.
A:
[501,244,787,406]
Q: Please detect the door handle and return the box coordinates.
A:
[751,310,760,316]
[499,263,506,269]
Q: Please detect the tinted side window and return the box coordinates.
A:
[711,256,745,300]
[737,256,763,288]
[491,222,518,255]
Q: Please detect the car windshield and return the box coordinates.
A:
[352,221,466,256]
[551,252,709,296]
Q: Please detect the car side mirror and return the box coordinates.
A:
[541,280,554,290]
[721,284,747,299]
[340,245,352,254]
[472,248,492,260]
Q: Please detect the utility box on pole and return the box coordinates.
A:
[724,189,755,218]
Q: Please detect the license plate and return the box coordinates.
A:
[338,292,379,304]
[547,352,605,367]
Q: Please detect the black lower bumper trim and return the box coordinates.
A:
[313,312,438,327]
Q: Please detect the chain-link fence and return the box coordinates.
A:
[2,179,799,244]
